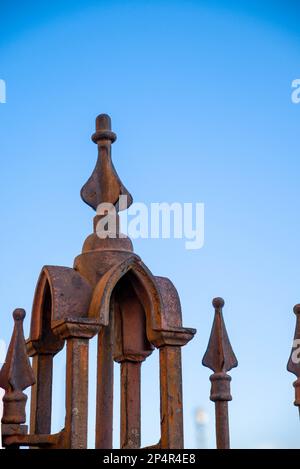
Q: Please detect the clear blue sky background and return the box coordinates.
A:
[1,0,300,449]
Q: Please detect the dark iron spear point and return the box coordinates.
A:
[0,309,35,424]
[202,297,238,449]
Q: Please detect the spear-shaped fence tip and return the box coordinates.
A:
[202,297,238,373]
[287,303,300,409]
[0,308,35,424]
[202,297,238,449]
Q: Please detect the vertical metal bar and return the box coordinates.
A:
[215,401,230,449]
[65,338,89,449]
[30,354,53,435]
[120,361,141,449]
[159,346,184,449]
[95,318,114,449]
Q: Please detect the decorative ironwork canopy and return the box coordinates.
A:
[0,114,199,449]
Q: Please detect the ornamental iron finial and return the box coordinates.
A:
[0,309,35,424]
[202,298,238,449]
[202,298,238,373]
[80,114,133,212]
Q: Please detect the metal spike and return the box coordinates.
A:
[202,298,238,449]
[0,309,35,424]
[202,297,238,373]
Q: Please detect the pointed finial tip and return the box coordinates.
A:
[13,308,26,321]
[294,304,300,315]
[92,113,116,143]
[212,297,225,309]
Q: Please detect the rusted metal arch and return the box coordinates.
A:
[87,256,195,449]
[88,255,190,340]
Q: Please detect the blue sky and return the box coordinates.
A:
[1,0,300,448]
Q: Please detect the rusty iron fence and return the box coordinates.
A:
[0,114,297,449]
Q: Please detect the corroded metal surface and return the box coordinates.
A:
[287,304,300,412]
[81,114,133,211]
[202,298,238,449]
[0,114,196,449]
[0,310,35,428]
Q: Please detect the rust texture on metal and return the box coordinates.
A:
[287,304,300,412]
[81,113,133,211]
[0,114,196,449]
[202,298,238,449]
[0,310,35,430]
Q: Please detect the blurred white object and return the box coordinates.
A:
[194,407,209,449]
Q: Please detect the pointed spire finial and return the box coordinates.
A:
[202,298,238,449]
[0,309,35,424]
[81,114,133,212]
[202,298,238,373]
